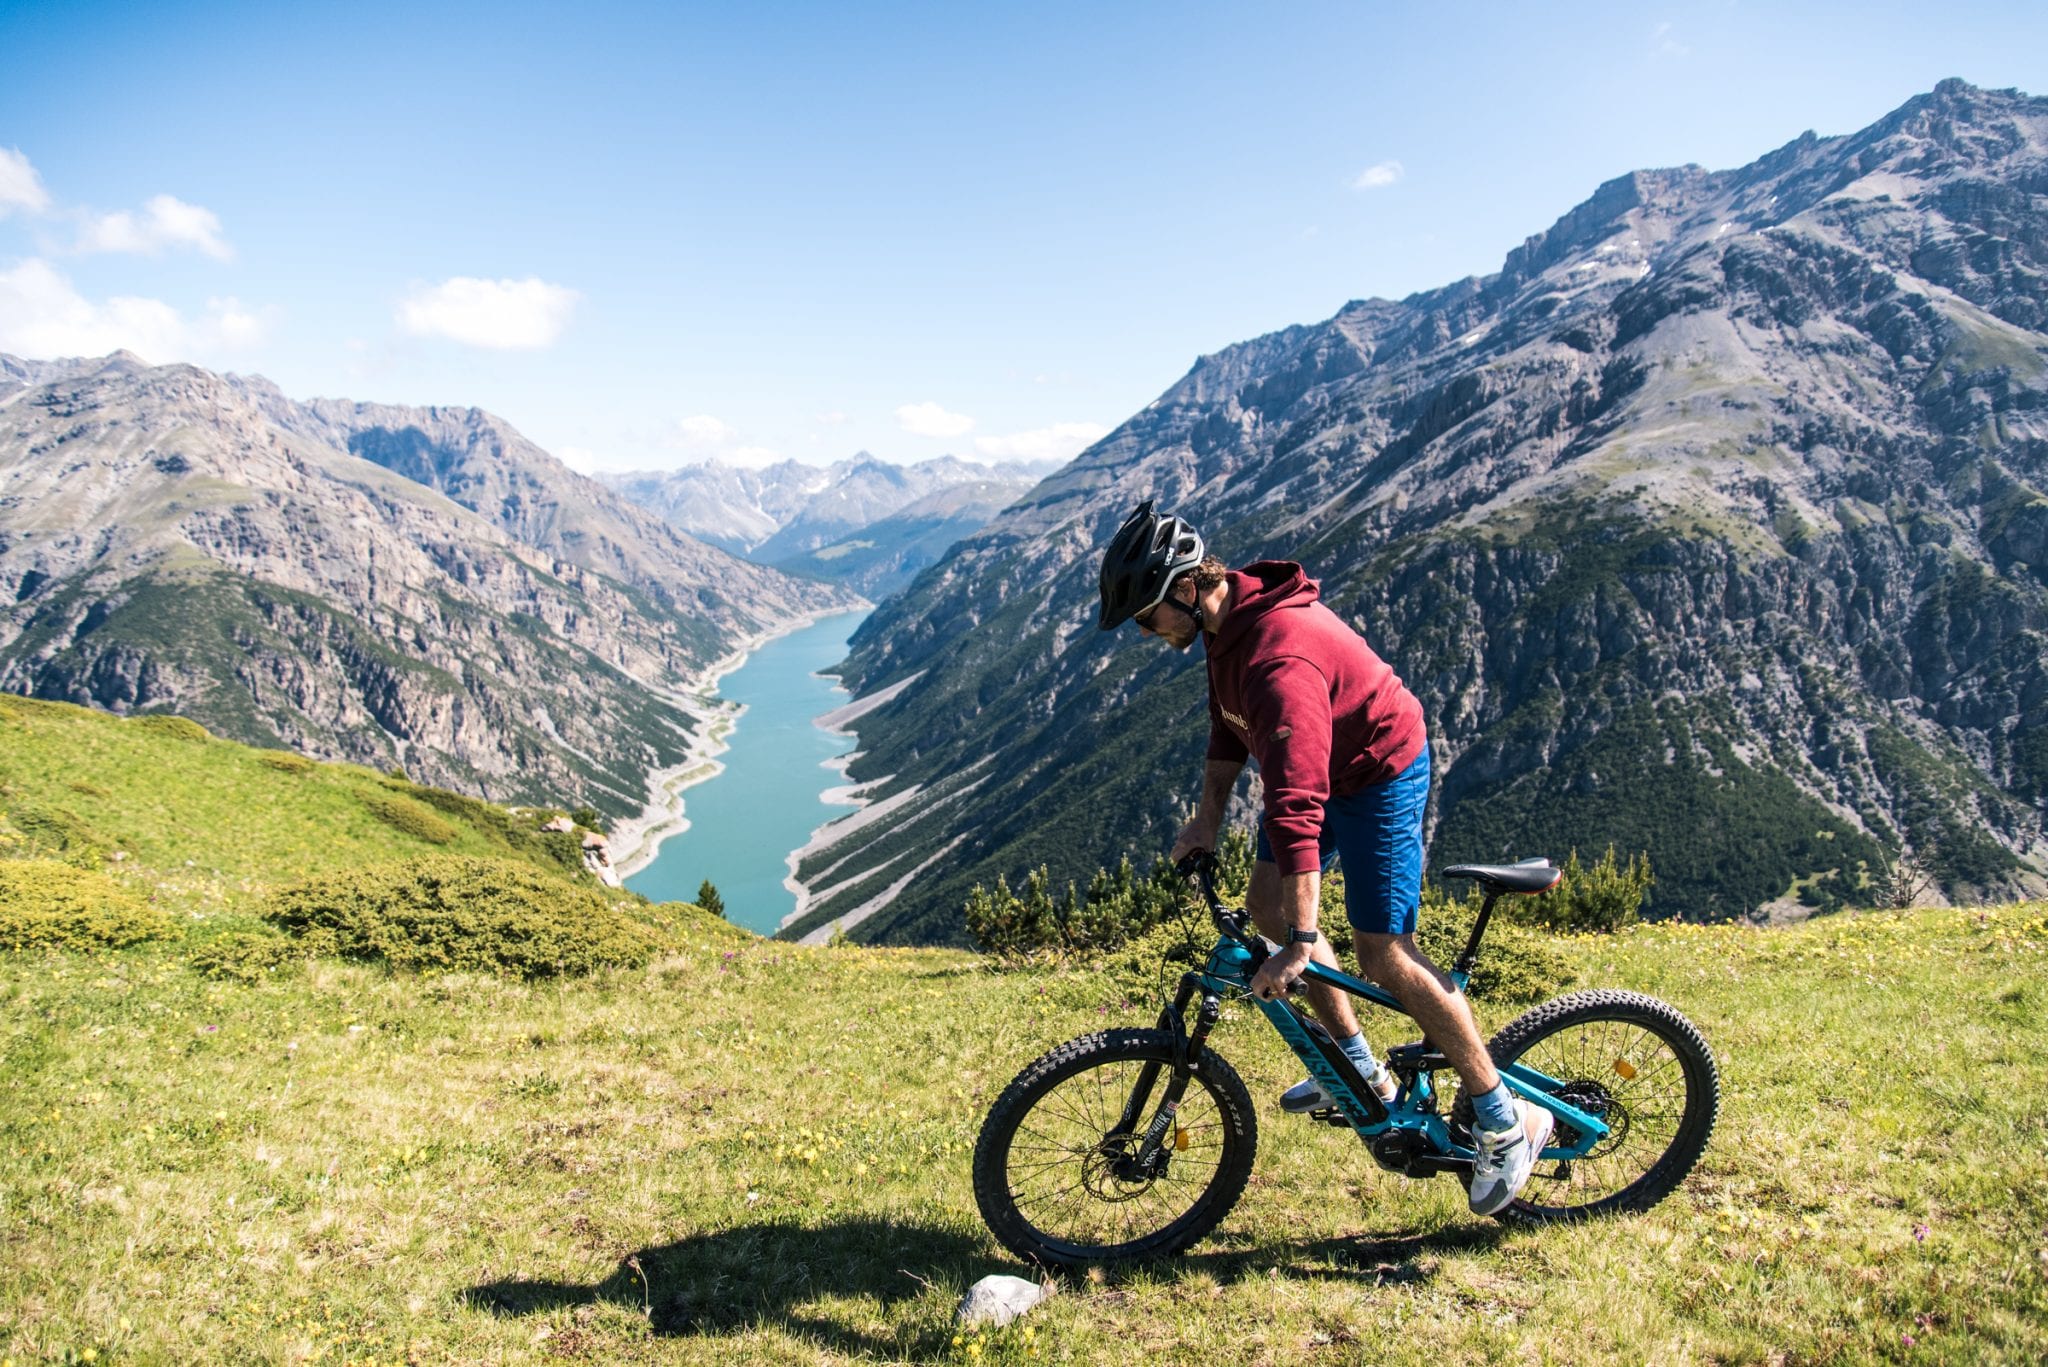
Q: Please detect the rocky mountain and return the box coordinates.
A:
[770,478,1046,597]
[787,79,2048,944]
[0,353,856,817]
[601,460,834,555]
[603,454,1054,594]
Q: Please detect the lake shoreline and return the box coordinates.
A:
[608,606,866,881]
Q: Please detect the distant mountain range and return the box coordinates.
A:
[0,353,858,816]
[788,79,2048,943]
[602,455,1057,596]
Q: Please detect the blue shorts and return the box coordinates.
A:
[1255,744,1430,936]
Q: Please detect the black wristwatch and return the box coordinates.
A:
[1286,928,1320,945]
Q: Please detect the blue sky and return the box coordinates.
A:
[2,1,2044,471]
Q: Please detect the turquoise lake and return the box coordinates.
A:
[624,609,870,933]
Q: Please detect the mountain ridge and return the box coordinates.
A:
[785,79,2048,943]
[0,353,857,818]
[601,453,1058,595]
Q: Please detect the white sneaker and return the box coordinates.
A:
[1279,1069,1396,1113]
[1468,1099,1554,1216]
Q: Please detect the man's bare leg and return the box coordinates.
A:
[1353,931,1500,1095]
[1245,859,1358,1038]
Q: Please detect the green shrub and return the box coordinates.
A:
[1,800,109,866]
[1101,917,1209,1002]
[1510,846,1654,933]
[964,862,1161,958]
[0,694,80,721]
[360,792,458,845]
[129,714,210,742]
[407,783,512,830]
[529,829,587,876]
[1413,877,1574,1004]
[393,784,587,874]
[189,927,300,981]
[0,860,176,952]
[261,855,671,978]
[964,839,1228,961]
[258,751,316,774]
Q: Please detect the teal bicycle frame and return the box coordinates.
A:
[1159,860,1610,1175]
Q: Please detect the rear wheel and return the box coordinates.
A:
[972,1028,1256,1267]
[1469,989,1718,1220]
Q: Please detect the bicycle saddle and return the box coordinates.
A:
[1441,859,1561,895]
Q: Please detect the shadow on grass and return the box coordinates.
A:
[1129,1221,1509,1290]
[464,1216,982,1357]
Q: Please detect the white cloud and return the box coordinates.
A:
[673,413,736,446]
[1352,160,1404,191]
[0,257,265,360]
[78,194,233,260]
[974,421,1109,464]
[895,400,975,438]
[0,147,50,216]
[727,445,785,469]
[556,445,604,473]
[814,410,848,425]
[395,276,581,349]
[1651,22,1690,56]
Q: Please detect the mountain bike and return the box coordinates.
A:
[972,852,1719,1267]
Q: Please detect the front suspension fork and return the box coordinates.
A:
[1110,975,1220,1172]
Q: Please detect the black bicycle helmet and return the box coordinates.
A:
[1098,499,1206,630]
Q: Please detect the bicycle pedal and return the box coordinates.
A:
[1308,1107,1353,1128]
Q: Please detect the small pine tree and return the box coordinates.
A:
[571,805,604,832]
[1519,846,1654,933]
[697,879,726,920]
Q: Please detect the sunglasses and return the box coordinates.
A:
[1134,594,1192,633]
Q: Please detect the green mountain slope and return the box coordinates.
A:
[0,354,854,820]
[794,81,2048,943]
[0,693,601,906]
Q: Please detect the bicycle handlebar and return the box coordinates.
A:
[1174,850,1253,945]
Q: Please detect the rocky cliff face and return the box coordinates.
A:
[0,355,856,817]
[791,80,2048,942]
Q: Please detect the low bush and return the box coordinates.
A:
[188,927,300,982]
[0,799,109,867]
[261,855,671,978]
[395,784,588,874]
[129,714,210,742]
[1413,877,1574,1005]
[360,792,458,845]
[0,694,78,721]
[0,860,176,952]
[1508,846,1654,934]
[258,751,316,774]
[965,832,1252,961]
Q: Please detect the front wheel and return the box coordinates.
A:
[972,1028,1257,1267]
[1477,989,1720,1221]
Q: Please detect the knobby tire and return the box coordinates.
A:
[1481,988,1719,1221]
[972,1028,1257,1267]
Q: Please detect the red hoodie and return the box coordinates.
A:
[1204,563,1427,876]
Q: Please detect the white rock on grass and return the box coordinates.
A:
[954,1274,1054,1327]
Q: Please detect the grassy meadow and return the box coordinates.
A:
[2,698,2046,1364]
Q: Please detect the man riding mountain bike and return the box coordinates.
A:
[1097,499,1550,1216]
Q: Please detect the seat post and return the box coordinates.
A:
[1453,889,1501,980]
